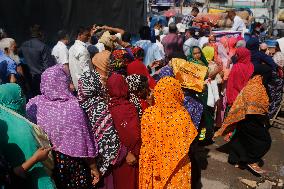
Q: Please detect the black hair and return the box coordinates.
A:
[186,28,195,37]
[137,75,149,91]
[139,26,151,40]
[87,45,99,59]
[57,30,68,41]
[122,32,131,43]
[76,26,90,38]
[170,51,187,60]
[169,23,177,33]
[191,7,199,13]
[30,24,42,38]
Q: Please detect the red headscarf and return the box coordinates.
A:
[127,59,156,90]
[107,73,141,156]
[226,47,254,105]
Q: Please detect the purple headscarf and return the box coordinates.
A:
[26,64,98,158]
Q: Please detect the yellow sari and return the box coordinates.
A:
[139,77,198,189]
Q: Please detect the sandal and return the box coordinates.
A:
[247,163,266,175]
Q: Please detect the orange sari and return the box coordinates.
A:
[215,75,269,136]
[139,77,198,189]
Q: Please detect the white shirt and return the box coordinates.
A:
[231,16,246,32]
[69,40,91,90]
[156,40,165,59]
[198,36,208,49]
[183,37,199,56]
[52,41,69,65]
[95,42,105,52]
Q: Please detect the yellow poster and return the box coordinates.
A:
[171,58,208,92]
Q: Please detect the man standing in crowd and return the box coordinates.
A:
[162,23,184,61]
[183,28,199,56]
[0,37,28,93]
[181,7,200,28]
[0,47,17,84]
[69,27,91,91]
[52,30,75,91]
[227,10,246,32]
[0,38,21,65]
[52,30,70,71]
[135,26,163,73]
[20,24,55,97]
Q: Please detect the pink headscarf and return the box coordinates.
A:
[218,36,230,69]
[228,37,238,57]
[220,36,229,49]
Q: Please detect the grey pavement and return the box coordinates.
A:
[197,127,284,189]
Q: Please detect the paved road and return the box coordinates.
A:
[194,127,284,189]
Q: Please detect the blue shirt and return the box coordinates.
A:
[135,40,163,67]
[0,50,17,84]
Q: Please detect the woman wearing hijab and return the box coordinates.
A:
[110,49,134,76]
[187,46,215,141]
[207,35,220,64]
[202,46,222,80]
[217,36,231,79]
[127,47,157,109]
[228,37,238,58]
[126,74,149,119]
[268,43,284,118]
[26,65,99,189]
[202,45,225,128]
[226,47,254,106]
[139,77,198,189]
[107,73,141,189]
[0,83,55,189]
[246,38,278,111]
[215,74,271,175]
[218,36,230,67]
[246,37,277,70]
[127,46,157,90]
[77,50,124,188]
[154,49,204,130]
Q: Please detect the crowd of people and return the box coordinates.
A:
[0,7,284,189]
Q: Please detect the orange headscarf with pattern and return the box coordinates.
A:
[139,77,197,189]
[216,75,269,136]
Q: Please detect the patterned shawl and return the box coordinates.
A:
[78,69,121,175]
[216,75,269,136]
[26,65,98,158]
[126,74,148,119]
[139,77,197,188]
